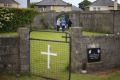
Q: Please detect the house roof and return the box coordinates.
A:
[35,0,72,6]
[0,0,19,4]
[72,6,82,11]
[90,0,115,6]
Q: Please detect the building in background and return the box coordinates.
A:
[89,0,120,11]
[0,0,19,8]
[35,0,81,12]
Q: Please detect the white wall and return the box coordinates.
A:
[52,6,72,12]
[0,3,19,8]
[89,6,114,11]
[0,3,4,7]
[36,6,72,12]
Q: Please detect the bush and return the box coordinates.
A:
[0,7,38,32]
[40,15,48,29]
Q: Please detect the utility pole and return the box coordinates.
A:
[27,0,30,8]
[114,0,118,10]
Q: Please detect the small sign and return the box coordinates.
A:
[87,48,101,62]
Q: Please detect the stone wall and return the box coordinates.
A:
[114,11,120,33]
[78,11,113,33]
[71,27,120,73]
[0,28,30,74]
[0,36,19,74]
[32,11,120,33]
[32,12,60,29]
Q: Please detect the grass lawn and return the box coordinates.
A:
[71,70,120,80]
[0,70,120,80]
[0,31,120,80]
[0,32,18,36]
[0,30,106,37]
[82,31,106,36]
[30,31,69,80]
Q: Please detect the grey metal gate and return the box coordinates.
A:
[30,31,71,80]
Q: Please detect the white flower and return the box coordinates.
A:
[0,25,2,28]
[0,22,4,28]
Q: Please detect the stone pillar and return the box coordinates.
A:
[18,28,30,73]
[70,27,83,72]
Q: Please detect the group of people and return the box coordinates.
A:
[56,18,72,32]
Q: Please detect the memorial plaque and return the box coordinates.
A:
[87,48,101,62]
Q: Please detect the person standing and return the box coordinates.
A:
[56,18,61,31]
[61,19,66,32]
[67,19,72,29]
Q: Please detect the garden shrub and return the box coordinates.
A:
[0,7,38,32]
[40,14,48,29]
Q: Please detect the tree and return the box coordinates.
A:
[30,3,35,8]
[78,0,91,11]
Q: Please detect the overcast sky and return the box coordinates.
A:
[16,0,120,8]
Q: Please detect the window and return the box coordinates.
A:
[8,4,11,7]
[93,7,96,11]
[43,6,46,11]
[4,3,11,7]
[98,7,100,11]
[4,3,8,6]
[64,6,66,8]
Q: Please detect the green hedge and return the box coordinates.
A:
[0,8,38,32]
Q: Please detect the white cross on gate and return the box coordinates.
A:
[41,45,57,69]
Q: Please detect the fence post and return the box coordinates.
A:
[18,27,30,74]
